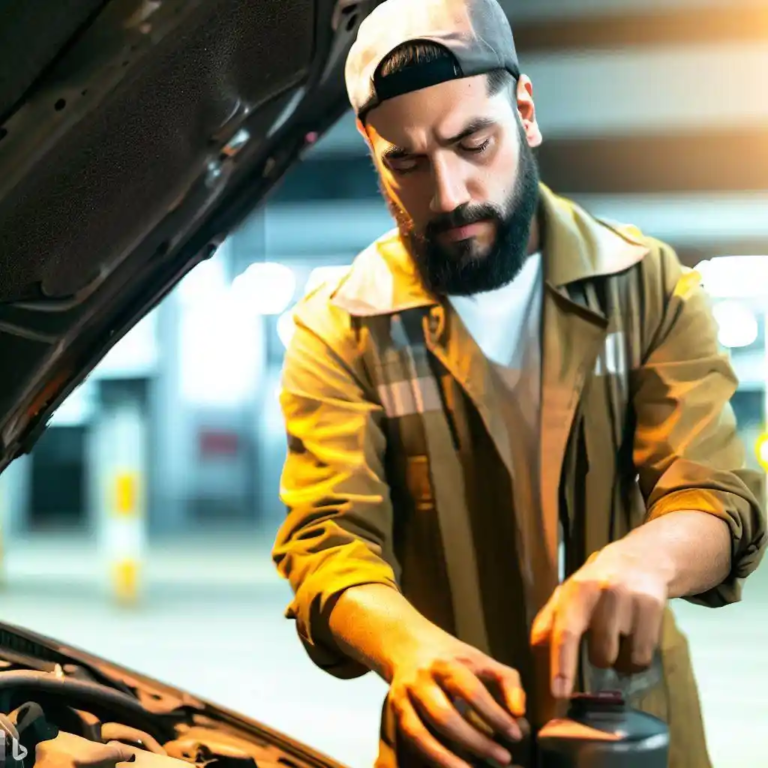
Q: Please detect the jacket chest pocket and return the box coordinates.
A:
[383,412,435,514]
[405,455,435,512]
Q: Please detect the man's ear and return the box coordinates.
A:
[515,75,543,149]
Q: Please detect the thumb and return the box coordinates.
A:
[530,587,561,646]
[105,742,139,765]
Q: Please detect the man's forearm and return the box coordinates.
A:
[613,510,732,599]
[327,584,447,683]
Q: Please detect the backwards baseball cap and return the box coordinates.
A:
[345,0,519,122]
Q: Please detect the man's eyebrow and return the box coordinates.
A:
[382,117,498,162]
[440,117,497,144]
[383,145,413,162]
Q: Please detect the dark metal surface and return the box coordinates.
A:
[0,0,378,472]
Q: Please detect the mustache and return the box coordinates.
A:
[425,203,502,238]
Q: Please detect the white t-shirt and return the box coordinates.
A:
[448,252,565,583]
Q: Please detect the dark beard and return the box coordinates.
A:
[385,125,541,297]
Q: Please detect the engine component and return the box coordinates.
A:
[68,709,102,743]
[101,724,167,755]
[0,671,166,739]
[163,732,258,768]
[103,742,195,768]
[7,701,60,766]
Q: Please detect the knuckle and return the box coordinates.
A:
[430,706,453,730]
[571,575,597,593]
[390,690,410,718]
[495,664,521,685]
[399,720,419,742]
[431,657,452,676]
[553,626,579,646]
[608,580,629,597]
[632,646,654,667]
[416,665,434,683]
[638,591,665,612]
[391,699,405,720]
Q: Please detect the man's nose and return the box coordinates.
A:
[429,157,470,214]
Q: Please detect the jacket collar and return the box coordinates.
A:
[330,183,650,317]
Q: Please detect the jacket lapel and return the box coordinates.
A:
[535,285,607,608]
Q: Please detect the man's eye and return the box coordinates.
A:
[461,139,490,154]
[390,159,419,174]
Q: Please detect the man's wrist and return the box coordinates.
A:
[613,510,732,598]
[602,534,677,593]
[329,583,438,682]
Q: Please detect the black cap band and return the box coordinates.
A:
[373,52,463,102]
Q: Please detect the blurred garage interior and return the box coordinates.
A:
[0,1,767,766]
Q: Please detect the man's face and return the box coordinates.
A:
[364,73,543,296]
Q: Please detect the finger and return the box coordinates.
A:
[586,586,630,669]
[414,683,512,765]
[105,742,140,764]
[551,582,602,698]
[394,695,474,768]
[483,664,526,720]
[438,663,523,740]
[627,593,665,670]
[71,740,137,766]
[530,587,561,646]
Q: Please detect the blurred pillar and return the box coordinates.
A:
[0,455,32,585]
[91,381,147,605]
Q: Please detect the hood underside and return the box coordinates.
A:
[0,0,374,473]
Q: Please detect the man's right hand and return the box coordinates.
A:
[388,632,526,768]
[327,585,526,767]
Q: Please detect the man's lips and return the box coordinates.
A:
[438,221,488,242]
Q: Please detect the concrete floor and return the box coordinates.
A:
[0,533,765,767]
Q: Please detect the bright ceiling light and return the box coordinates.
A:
[756,434,768,472]
[232,262,296,316]
[711,300,759,349]
[696,256,768,299]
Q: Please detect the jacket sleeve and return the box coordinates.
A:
[271,288,401,679]
[631,241,767,607]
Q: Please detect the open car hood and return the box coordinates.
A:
[0,0,376,472]
[0,619,345,767]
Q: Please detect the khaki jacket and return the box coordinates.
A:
[272,183,766,768]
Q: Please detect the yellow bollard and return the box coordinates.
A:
[109,470,143,605]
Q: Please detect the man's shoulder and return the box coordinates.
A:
[293,228,425,324]
[592,214,693,288]
[584,215,706,332]
[290,229,405,332]
[294,229,395,303]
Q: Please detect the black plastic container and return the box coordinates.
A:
[536,691,669,768]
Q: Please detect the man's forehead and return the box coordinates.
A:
[367,85,507,153]
[380,116,498,159]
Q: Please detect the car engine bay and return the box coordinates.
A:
[0,642,316,768]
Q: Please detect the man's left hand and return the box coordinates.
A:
[530,543,669,699]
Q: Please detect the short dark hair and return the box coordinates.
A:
[377,40,517,100]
